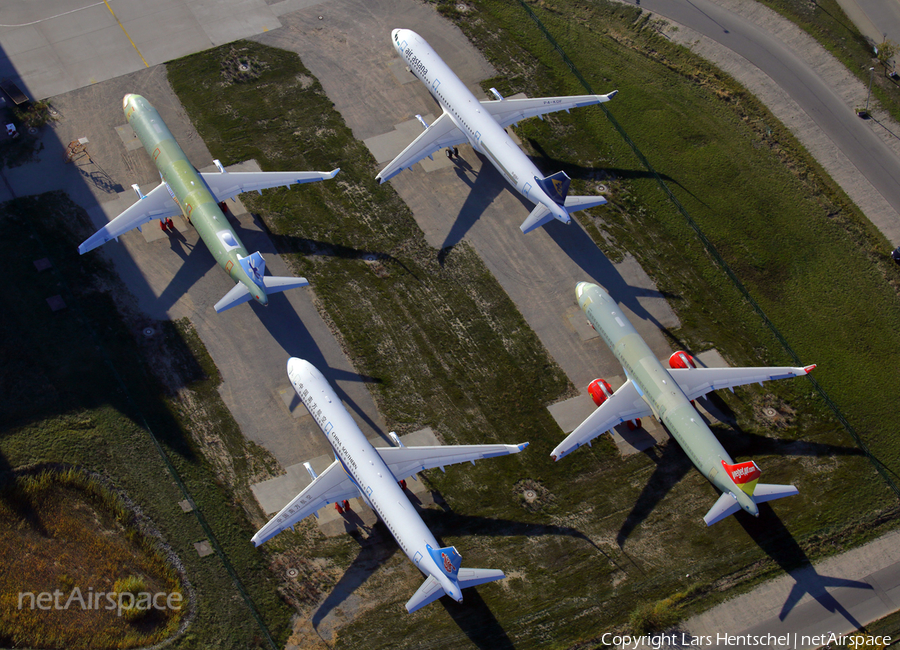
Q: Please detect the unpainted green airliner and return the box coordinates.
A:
[552,282,816,525]
[78,94,339,313]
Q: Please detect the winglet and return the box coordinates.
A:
[517,442,529,452]
[803,364,816,374]
[603,89,618,101]
[327,168,340,179]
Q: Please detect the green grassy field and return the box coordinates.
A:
[163,1,900,645]
[0,194,292,649]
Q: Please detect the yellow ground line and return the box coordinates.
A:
[103,0,149,68]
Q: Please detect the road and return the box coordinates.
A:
[633,0,900,245]
[684,527,900,649]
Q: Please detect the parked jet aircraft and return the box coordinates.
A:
[253,358,529,613]
[552,282,816,526]
[378,29,617,234]
[78,94,339,313]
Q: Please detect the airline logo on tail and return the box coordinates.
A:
[722,460,761,496]
[535,171,571,206]
[428,544,461,576]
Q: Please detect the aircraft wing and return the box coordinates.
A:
[252,459,357,546]
[78,183,179,254]
[669,365,815,402]
[481,91,617,129]
[375,112,467,183]
[551,381,652,460]
[202,168,339,202]
[375,442,528,480]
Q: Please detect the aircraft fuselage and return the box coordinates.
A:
[284,359,464,601]
[391,29,568,223]
[123,93,269,305]
[575,282,758,516]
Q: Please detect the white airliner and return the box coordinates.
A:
[378,29,618,233]
[253,358,529,613]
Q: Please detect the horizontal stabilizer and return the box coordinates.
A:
[458,567,505,589]
[563,195,608,212]
[214,282,254,313]
[520,195,608,234]
[262,275,310,293]
[752,483,799,504]
[405,568,505,613]
[406,575,444,613]
[214,275,309,313]
[704,491,741,526]
[520,204,554,234]
[704,484,799,526]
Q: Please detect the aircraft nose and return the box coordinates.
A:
[575,282,588,297]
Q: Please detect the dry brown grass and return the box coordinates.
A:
[0,468,184,649]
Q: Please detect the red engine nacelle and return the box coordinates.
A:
[668,351,697,369]
[627,418,642,431]
[588,378,613,407]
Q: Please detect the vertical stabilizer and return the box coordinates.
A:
[428,545,462,578]
[535,171,571,206]
[722,460,761,496]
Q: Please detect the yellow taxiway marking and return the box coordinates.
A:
[103,0,149,68]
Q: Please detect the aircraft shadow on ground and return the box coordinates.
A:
[525,138,678,186]
[310,522,397,632]
[153,228,213,313]
[615,422,865,547]
[0,454,49,538]
[73,158,125,195]
[433,151,681,331]
[310,494,611,643]
[543,216,680,331]
[736,505,873,625]
[437,154,502,265]
[149,211,390,440]
[249,291,388,442]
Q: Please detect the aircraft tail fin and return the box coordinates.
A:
[520,194,608,234]
[535,171,571,206]
[405,568,505,613]
[722,460,761,496]
[704,481,799,526]
[214,275,309,313]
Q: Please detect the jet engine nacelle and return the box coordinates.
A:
[669,351,697,369]
[588,378,613,407]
